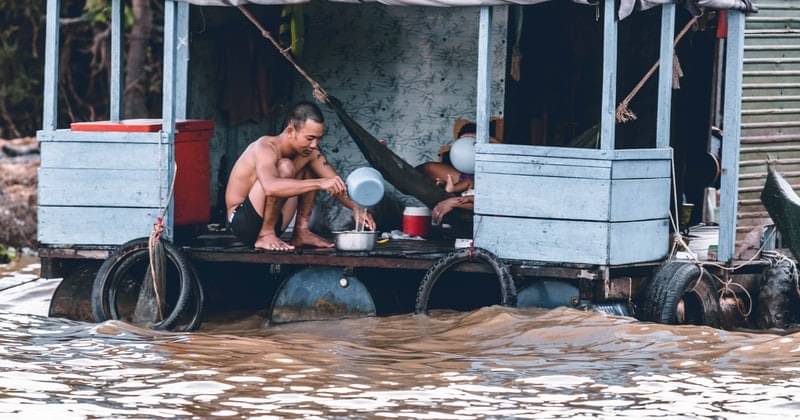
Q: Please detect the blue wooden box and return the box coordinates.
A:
[37,129,170,245]
[473,144,672,265]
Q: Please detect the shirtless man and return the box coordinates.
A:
[226,101,376,251]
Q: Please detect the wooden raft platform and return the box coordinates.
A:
[38,232,773,282]
[39,232,618,279]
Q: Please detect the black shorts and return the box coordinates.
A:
[228,197,283,247]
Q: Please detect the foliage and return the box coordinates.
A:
[0,0,162,139]
[0,2,45,138]
[0,244,17,263]
[83,0,135,27]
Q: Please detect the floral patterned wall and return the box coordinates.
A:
[293,4,509,230]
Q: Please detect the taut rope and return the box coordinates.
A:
[616,16,699,123]
[147,161,178,320]
[237,6,329,104]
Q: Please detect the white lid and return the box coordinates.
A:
[403,206,431,216]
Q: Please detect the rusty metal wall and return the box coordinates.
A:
[737,0,800,246]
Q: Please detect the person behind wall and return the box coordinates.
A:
[225,101,376,251]
[418,121,499,225]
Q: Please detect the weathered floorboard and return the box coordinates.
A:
[609,178,671,221]
[475,143,672,161]
[475,173,611,221]
[475,173,670,222]
[39,207,159,245]
[39,168,162,207]
[41,142,166,170]
[38,130,163,144]
[476,160,611,179]
[473,215,669,265]
[474,215,610,264]
[607,219,670,265]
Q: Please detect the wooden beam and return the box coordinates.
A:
[161,0,179,241]
[43,0,61,131]
[600,0,618,151]
[656,3,676,149]
[476,6,493,145]
[162,0,178,135]
[719,10,746,263]
[110,0,123,121]
[175,1,190,120]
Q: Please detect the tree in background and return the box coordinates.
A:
[124,0,154,118]
[0,2,45,138]
[0,0,163,138]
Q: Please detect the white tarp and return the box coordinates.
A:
[177,0,756,19]
[178,0,587,5]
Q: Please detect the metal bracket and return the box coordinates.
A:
[270,264,282,277]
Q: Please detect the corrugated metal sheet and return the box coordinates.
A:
[736,0,800,245]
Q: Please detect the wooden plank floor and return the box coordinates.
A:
[39,231,775,278]
[184,232,460,271]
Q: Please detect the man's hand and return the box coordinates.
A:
[433,196,463,224]
[319,176,347,195]
[354,207,376,231]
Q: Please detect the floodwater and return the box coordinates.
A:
[1,259,800,418]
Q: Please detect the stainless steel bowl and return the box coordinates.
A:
[333,230,378,251]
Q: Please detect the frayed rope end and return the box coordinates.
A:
[615,103,637,124]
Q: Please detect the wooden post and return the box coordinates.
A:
[163,1,178,136]
[175,1,190,120]
[599,0,618,151]
[161,0,179,240]
[43,0,61,131]
[110,0,123,122]
[476,6,492,145]
[655,3,675,149]
[718,10,746,264]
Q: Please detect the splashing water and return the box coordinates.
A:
[1,260,800,418]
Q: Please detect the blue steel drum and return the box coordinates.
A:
[516,280,580,309]
[346,167,385,208]
[269,266,376,324]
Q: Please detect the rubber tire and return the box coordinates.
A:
[637,261,685,321]
[107,253,205,332]
[169,266,205,332]
[91,237,195,331]
[415,248,516,314]
[639,261,721,328]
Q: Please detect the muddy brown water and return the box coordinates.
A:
[1,258,800,418]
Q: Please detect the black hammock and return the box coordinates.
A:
[325,97,472,228]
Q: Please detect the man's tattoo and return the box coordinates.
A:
[317,154,332,167]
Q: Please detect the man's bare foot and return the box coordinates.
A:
[291,229,334,248]
[254,235,295,251]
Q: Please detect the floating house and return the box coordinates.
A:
[37,0,793,331]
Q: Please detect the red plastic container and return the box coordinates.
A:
[403,207,431,238]
[70,119,214,225]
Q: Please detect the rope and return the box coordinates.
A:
[147,161,178,320]
[665,150,774,317]
[237,6,329,104]
[762,249,800,300]
[616,16,699,123]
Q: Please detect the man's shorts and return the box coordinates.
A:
[228,197,283,247]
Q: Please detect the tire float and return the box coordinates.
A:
[638,261,721,327]
[91,237,204,331]
[415,248,516,314]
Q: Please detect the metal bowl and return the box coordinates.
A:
[333,230,378,251]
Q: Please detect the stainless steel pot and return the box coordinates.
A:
[333,230,378,251]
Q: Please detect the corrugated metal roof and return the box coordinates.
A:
[737,0,800,245]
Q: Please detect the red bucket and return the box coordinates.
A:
[402,207,431,238]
